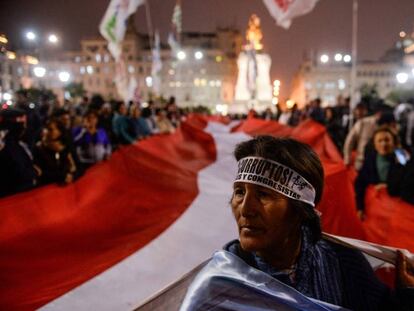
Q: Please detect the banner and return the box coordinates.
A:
[99,0,145,60]
[99,0,143,101]
[168,0,182,55]
[262,0,320,29]
[1,117,413,310]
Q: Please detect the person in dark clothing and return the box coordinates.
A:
[324,107,345,152]
[0,108,38,197]
[184,135,414,311]
[98,103,115,143]
[129,103,152,139]
[399,156,414,205]
[309,98,325,124]
[355,126,406,219]
[33,119,77,186]
[52,108,83,177]
[15,89,42,150]
[287,103,301,126]
[112,101,136,145]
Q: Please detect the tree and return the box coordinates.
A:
[386,89,414,105]
[64,82,85,100]
[17,87,57,105]
[358,83,385,112]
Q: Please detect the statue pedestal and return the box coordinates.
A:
[233,51,272,113]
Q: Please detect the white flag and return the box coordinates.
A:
[99,0,145,60]
[151,31,163,95]
[262,0,319,29]
[168,1,182,55]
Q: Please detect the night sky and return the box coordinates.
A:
[1,0,414,98]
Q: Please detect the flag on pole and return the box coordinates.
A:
[168,0,182,54]
[151,31,163,96]
[99,0,143,102]
[99,0,145,60]
[262,0,320,29]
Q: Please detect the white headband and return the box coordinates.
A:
[234,156,316,207]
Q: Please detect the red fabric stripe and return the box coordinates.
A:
[0,121,216,310]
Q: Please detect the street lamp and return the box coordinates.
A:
[33,66,46,78]
[320,54,329,63]
[177,50,186,60]
[396,72,408,84]
[145,76,153,87]
[48,34,58,44]
[194,51,203,60]
[58,71,70,83]
[334,53,343,62]
[25,31,37,41]
[3,92,12,101]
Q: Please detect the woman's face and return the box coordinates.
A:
[46,122,61,141]
[231,182,302,255]
[374,131,395,156]
[86,114,98,128]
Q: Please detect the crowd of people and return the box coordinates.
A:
[253,96,414,216]
[0,91,186,198]
[1,90,414,216]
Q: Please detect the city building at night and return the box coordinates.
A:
[290,33,414,107]
[37,27,242,109]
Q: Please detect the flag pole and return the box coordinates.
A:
[145,0,154,50]
[349,0,358,129]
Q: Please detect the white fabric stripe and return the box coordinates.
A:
[40,122,249,311]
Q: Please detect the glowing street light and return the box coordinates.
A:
[343,55,352,63]
[58,71,70,83]
[3,92,12,101]
[33,66,46,78]
[48,34,58,44]
[396,72,408,84]
[6,51,16,60]
[145,76,153,87]
[194,51,203,60]
[334,53,343,62]
[0,35,8,44]
[25,31,37,41]
[177,50,186,60]
[320,54,329,63]
[286,99,295,109]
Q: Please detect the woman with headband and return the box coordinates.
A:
[181,135,414,311]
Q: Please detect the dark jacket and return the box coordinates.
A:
[399,157,414,205]
[355,150,404,211]
[33,144,74,185]
[225,227,414,311]
[0,136,37,197]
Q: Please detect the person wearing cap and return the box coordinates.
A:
[0,108,38,197]
[183,136,414,310]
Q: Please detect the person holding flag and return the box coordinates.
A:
[181,136,414,310]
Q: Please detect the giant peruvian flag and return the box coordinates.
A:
[262,0,320,29]
[1,116,414,310]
